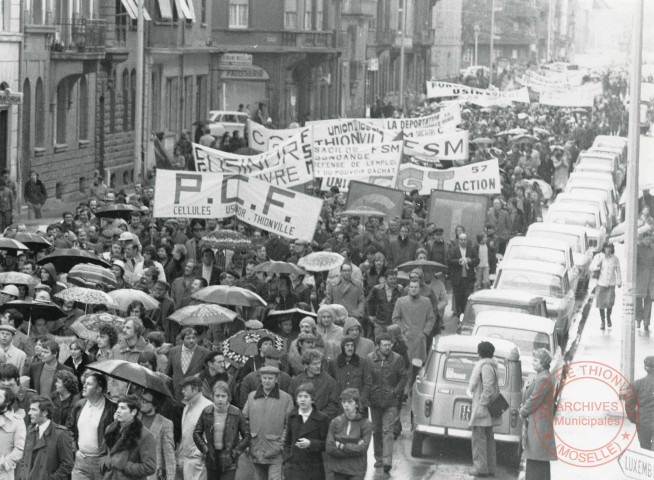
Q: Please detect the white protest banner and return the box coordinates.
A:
[426,81,530,104]
[247,120,308,151]
[235,176,323,242]
[403,130,469,161]
[517,71,572,92]
[153,170,237,219]
[193,130,313,188]
[539,89,596,108]
[309,119,398,145]
[366,103,461,133]
[396,159,501,195]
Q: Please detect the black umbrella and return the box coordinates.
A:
[14,232,51,251]
[86,360,174,398]
[36,248,111,273]
[94,204,141,220]
[0,299,65,335]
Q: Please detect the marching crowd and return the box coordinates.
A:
[0,67,645,480]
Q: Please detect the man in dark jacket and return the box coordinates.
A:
[28,340,74,396]
[22,395,74,480]
[289,349,340,420]
[366,269,403,340]
[99,395,156,479]
[24,170,47,219]
[388,225,419,268]
[368,333,407,473]
[448,232,480,317]
[327,336,372,409]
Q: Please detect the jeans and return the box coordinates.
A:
[71,452,103,480]
[471,426,496,475]
[637,294,653,327]
[370,406,397,466]
[181,455,206,480]
[475,266,490,290]
[252,462,283,480]
[27,201,43,219]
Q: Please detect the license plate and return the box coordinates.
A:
[459,403,472,421]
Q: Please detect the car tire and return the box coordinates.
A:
[411,431,425,458]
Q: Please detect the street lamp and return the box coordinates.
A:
[399,0,407,113]
[489,0,495,87]
[474,24,479,66]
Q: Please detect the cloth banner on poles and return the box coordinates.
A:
[396,159,501,195]
[153,171,322,241]
[426,81,530,104]
[192,131,313,188]
[345,181,406,219]
[538,89,596,108]
[516,71,573,92]
[247,120,308,152]
[308,119,398,145]
[366,104,462,134]
[312,141,403,192]
[403,130,469,161]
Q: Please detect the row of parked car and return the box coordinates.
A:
[409,135,629,464]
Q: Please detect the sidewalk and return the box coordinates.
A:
[550,242,649,479]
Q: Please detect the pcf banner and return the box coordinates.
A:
[396,159,501,195]
[247,120,308,151]
[426,81,530,103]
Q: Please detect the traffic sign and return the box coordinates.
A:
[618,448,654,479]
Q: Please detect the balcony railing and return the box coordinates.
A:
[51,18,107,53]
[281,31,333,49]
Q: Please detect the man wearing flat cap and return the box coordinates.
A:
[630,357,654,450]
[0,325,26,374]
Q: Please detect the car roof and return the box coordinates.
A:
[556,192,606,204]
[569,172,614,184]
[579,151,617,160]
[209,110,247,116]
[548,202,600,214]
[497,259,567,276]
[527,222,587,237]
[474,312,556,334]
[434,335,520,360]
[506,236,570,251]
[468,288,545,306]
[593,135,628,146]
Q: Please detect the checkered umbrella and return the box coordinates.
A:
[222,328,284,366]
[70,313,125,343]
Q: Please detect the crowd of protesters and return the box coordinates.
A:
[0,66,645,480]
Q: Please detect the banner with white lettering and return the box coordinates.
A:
[538,89,596,108]
[396,159,501,195]
[309,119,398,145]
[403,130,469,162]
[313,141,403,192]
[426,81,530,104]
[153,171,322,241]
[366,104,462,134]
[247,120,308,152]
[193,131,313,188]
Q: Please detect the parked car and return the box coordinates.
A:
[207,111,248,138]
[545,202,608,252]
[564,180,620,227]
[502,237,579,295]
[411,335,523,466]
[494,260,576,345]
[472,312,565,385]
[555,191,613,232]
[588,144,627,166]
[592,135,628,156]
[459,289,548,335]
[526,223,593,296]
[576,152,624,189]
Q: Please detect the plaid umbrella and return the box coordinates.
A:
[168,303,238,326]
[68,263,118,290]
[55,287,118,307]
[201,229,253,250]
[86,360,173,398]
[14,232,51,250]
[252,261,307,276]
[222,328,284,366]
[298,252,345,272]
[0,272,40,288]
[108,289,160,312]
[94,204,141,220]
[0,238,29,254]
[70,313,125,343]
[36,248,111,273]
[192,285,267,308]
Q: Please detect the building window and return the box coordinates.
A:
[79,76,88,140]
[55,79,68,145]
[196,75,207,122]
[130,69,136,129]
[165,77,179,132]
[303,0,312,30]
[122,69,129,131]
[284,0,297,29]
[315,0,323,31]
[151,71,161,132]
[35,78,45,147]
[201,0,206,23]
[228,0,248,29]
[184,76,193,132]
[110,70,117,133]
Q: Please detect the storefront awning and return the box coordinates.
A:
[156,0,173,20]
[121,0,152,21]
[173,0,195,21]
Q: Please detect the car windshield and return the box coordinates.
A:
[549,210,598,229]
[496,270,564,298]
[580,158,612,169]
[532,231,582,252]
[442,353,507,387]
[505,245,566,266]
[474,326,551,354]
[469,304,532,322]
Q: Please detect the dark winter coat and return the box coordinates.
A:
[368,349,407,408]
[100,418,156,480]
[21,421,74,480]
[366,283,403,328]
[283,408,329,480]
[288,372,341,420]
[193,404,250,474]
[327,339,372,407]
[67,397,117,451]
[325,412,372,476]
[24,179,47,204]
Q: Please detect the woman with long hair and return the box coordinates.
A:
[590,242,622,330]
[365,252,387,296]
[63,338,90,389]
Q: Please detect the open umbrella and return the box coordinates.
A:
[397,260,449,274]
[264,307,317,332]
[14,232,51,250]
[509,134,539,145]
[533,127,552,137]
[471,137,495,145]
[0,299,65,325]
[68,263,118,290]
[94,204,141,220]
[341,206,386,218]
[495,128,527,137]
[0,238,29,254]
[70,313,125,343]
[168,303,238,326]
[86,360,173,398]
[521,179,553,200]
[222,328,284,366]
[192,285,267,308]
[0,272,40,288]
[55,287,117,308]
[298,252,345,272]
[36,248,111,273]
[201,229,253,250]
[252,261,307,276]
[108,289,160,312]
